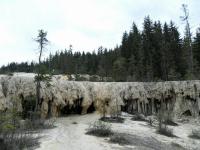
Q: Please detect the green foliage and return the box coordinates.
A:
[34,30,52,112]
[112,57,127,81]
[34,64,52,84]
[34,74,52,86]
[0,96,54,150]
[0,110,40,150]
[0,114,15,132]
[1,17,200,81]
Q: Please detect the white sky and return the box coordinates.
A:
[0,0,199,66]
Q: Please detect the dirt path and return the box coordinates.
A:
[36,113,127,150]
[36,113,200,150]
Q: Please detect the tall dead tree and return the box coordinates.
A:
[35,30,49,111]
[180,4,194,78]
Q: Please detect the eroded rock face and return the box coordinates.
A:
[0,73,200,119]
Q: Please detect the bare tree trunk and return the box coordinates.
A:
[181,4,194,78]
[35,44,43,112]
[188,22,194,76]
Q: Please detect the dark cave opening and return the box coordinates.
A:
[60,98,83,115]
[121,98,138,114]
[154,99,161,113]
[182,110,192,116]
[21,94,36,119]
[185,95,196,103]
[87,102,95,113]
[47,100,52,118]
[121,99,128,112]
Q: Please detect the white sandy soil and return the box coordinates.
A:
[36,113,200,150]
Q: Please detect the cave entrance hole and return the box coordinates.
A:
[182,110,192,116]
[154,99,161,113]
[60,98,83,115]
[21,94,36,119]
[87,102,95,113]
[121,98,138,114]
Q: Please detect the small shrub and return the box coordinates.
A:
[189,129,200,139]
[109,133,131,145]
[0,111,40,150]
[0,130,40,150]
[148,117,155,126]
[86,121,113,137]
[75,74,87,81]
[27,111,55,130]
[131,114,146,122]
[156,101,176,137]
[100,117,125,123]
[157,125,175,137]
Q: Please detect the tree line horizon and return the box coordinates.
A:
[1,13,200,82]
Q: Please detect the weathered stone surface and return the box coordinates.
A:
[0,73,200,119]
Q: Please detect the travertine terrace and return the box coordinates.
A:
[0,73,200,119]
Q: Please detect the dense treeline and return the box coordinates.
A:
[1,16,200,81]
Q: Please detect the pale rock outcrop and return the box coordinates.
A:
[0,73,200,119]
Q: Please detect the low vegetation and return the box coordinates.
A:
[99,116,125,123]
[86,120,113,137]
[131,113,146,122]
[0,101,55,150]
[157,125,175,137]
[27,111,55,130]
[110,133,178,149]
[163,119,178,126]
[147,117,155,126]
[109,133,131,145]
[0,110,39,150]
[156,109,176,137]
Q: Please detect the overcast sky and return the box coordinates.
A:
[0,0,199,66]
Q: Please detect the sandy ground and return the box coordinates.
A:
[36,113,200,150]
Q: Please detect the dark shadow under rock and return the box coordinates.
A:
[109,133,132,145]
[163,120,178,126]
[188,129,200,139]
[109,133,183,150]
[99,117,125,123]
[157,126,177,137]
[72,121,78,124]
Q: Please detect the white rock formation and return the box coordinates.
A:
[0,73,200,119]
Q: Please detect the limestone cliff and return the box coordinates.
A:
[0,73,200,119]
